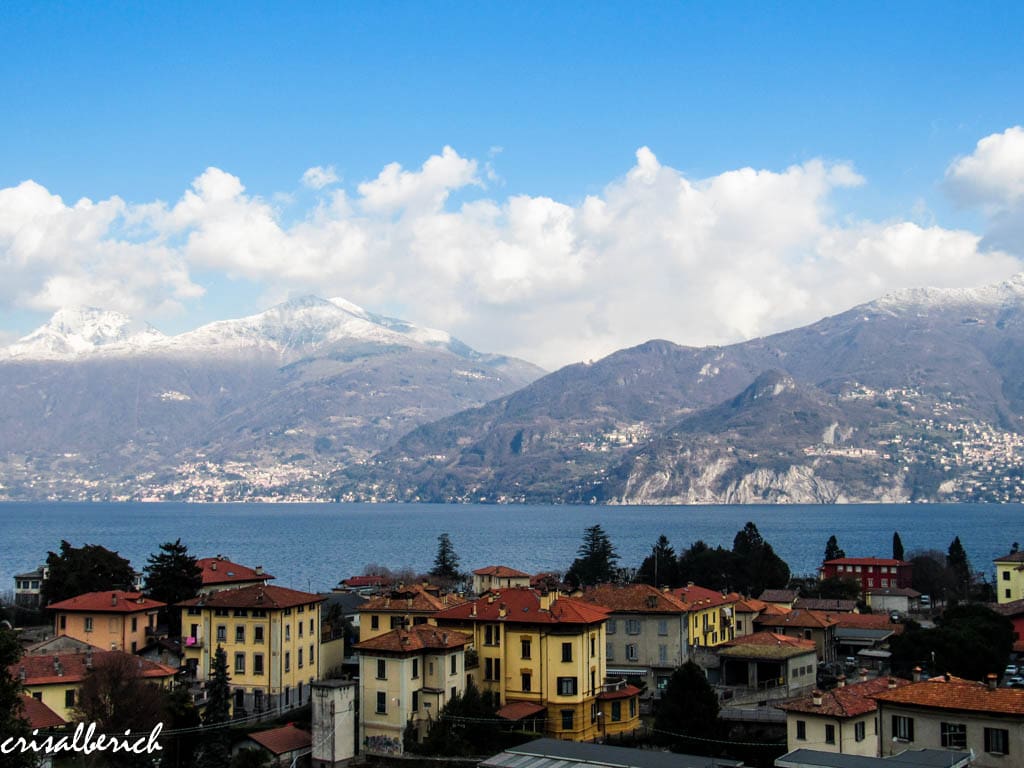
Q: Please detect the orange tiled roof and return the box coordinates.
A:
[672,584,737,611]
[198,556,273,586]
[177,584,321,610]
[990,598,1024,617]
[598,683,642,701]
[341,575,390,588]
[497,701,547,720]
[733,597,768,613]
[581,584,688,613]
[435,587,609,625]
[874,676,1024,716]
[473,565,530,578]
[358,584,460,614]
[19,694,66,728]
[11,649,176,686]
[355,626,472,653]
[994,551,1024,564]
[48,591,164,614]
[759,589,799,603]
[725,631,816,650]
[830,613,904,633]
[777,677,912,718]
[824,557,907,567]
[247,724,311,755]
[755,608,837,629]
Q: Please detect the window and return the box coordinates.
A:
[590,635,596,657]
[298,621,303,637]
[562,642,572,662]
[131,617,137,632]
[284,608,292,615]
[657,620,668,636]
[85,617,94,632]
[658,644,668,663]
[521,672,532,691]
[626,619,641,635]
[485,625,501,646]
[254,626,264,643]
[234,653,245,674]
[561,710,574,731]
[376,691,386,714]
[412,658,419,678]
[253,654,264,675]
[626,643,639,661]
[377,659,386,679]
[1007,589,1013,600]
[216,625,226,642]
[607,619,617,634]
[611,701,622,721]
[234,609,248,617]
[59,616,66,631]
[893,715,914,742]
[985,727,1009,755]
[252,609,267,618]
[298,648,304,668]
[855,721,866,742]
[310,644,314,666]
[451,686,457,699]
[285,624,291,641]
[215,609,230,617]
[390,616,403,629]
[412,690,419,711]
[371,615,379,630]
[298,605,305,613]
[803,629,812,640]
[606,642,614,660]
[65,689,75,708]
[484,658,501,681]
[941,722,967,749]
[235,626,245,643]
[629,698,636,717]
[521,638,532,659]
[1004,571,1011,581]
[285,652,291,672]
[825,724,836,745]
[796,720,806,740]
[451,654,457,675]
[557,676,578,696]
[310,618,315,634]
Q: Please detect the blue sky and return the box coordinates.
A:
[2,2,1023,367]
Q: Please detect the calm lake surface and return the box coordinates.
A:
[1,502,1021,594]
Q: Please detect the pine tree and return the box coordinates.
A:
[732,522,790,596]
[42,540,135,604]
[637,534,679,587]
[893,531,905,561]
[824,535,845,562]
[198,646,232,768]
[947,536,972,598]
[565,524,620,587]
[429,533,463,583]
[653,661,723,756]
[144,539,203,636]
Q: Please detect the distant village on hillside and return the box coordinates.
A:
[3,526,1024,768]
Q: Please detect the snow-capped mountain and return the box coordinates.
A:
[874,273,1024,313]
[1,306,165,359]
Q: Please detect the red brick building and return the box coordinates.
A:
[820,557,913,594]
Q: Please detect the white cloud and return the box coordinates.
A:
[0,140,1020,368]
[301,165,339,190]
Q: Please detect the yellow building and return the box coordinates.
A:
[48,590,163,653]
[671,584,737,648]
[434,587,640,741]
[11,647,175,721]
[357,584,460,642]
[355,625,472,755]
[178,584,322,715]
[994,550,1024,604]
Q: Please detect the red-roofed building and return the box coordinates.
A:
[197,556,273,593]
[776,676,912,756]
[238,723,311,766]
[821,557,913,596]
[11,648,176,721]
[472,565,531,594]
[874,676,1024,765]
[18,693,66,729]
[434,587,639,741]
[355,626,472,754]
[717,632,819,704]
[357,584,464,643]
[48,591,164,653]
[177,584,323,716]
[671,584,741,648]
[754,609,839,664]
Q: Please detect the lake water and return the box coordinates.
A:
[1,502,1022,595]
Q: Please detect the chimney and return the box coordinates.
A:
[255,565,264,576]
[913,666,922,682]
[888,677,898,689]
[498,603,507,619]
[54,656,63,677]
[987,674,998,691]
[112,593,118,606]
[837,675,846,688]
[470,602,477,617]
[85,649,94,669]
[811,690,822,706]
[19,666,26,682]
[487,595,495,604]
[539,591,554,611]
[859,668,868,683]
[211,562,217,571]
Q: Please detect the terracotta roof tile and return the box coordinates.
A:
[824,557,907,567]
[874,677,1024,716]
[777,677,912,718]
[995,551,1024,564]
[436,587,609,625]
[177,584,321,610]
[755,608,838,629]
[830,613,903,632]
[671,585,738,611]
[341,575,390,588]
[726,631,816,649]
[758,589,799,603]
[198,557,273,586]
[581,584,689,613]
[719,632,817,660]
[597,683,642,701]
[473,566,530,578]
[794,598,858,612]
[247,724,311,755]
[358,584,457,614]
[355,626,472,653]
[10,649,177,686]
[19,694,66,728]
[497,701,547,720]
[990,598,1024,617]
[48,591,164,614]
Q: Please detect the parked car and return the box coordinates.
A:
[919,595,932,608]
[1008,675,1024,688]
[1004,664,1018,677]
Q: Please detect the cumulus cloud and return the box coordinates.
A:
[0,141,1020,368]
[945,126,1024,252]
[301,165,339,190]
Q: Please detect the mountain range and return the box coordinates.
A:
[329,275,1024,504]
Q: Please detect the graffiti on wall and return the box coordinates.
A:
[364,735,402,755]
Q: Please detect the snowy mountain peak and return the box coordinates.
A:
[2,307,165,359]
[874,273,1024,312]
